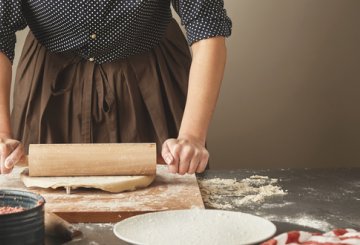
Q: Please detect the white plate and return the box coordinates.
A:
[113,209,276,245]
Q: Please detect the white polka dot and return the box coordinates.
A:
[0,0,232,64]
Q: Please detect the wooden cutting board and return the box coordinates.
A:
[0,165,204,223]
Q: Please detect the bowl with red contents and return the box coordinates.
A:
[0,189,45,245]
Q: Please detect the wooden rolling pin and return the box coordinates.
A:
[18,143,156,177]
[45,212,82,242]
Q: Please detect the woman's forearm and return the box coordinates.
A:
[179,36,227,144]
[0,52,12,137]
[0,53,26,174]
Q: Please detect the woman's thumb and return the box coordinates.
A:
[161,140,174,165]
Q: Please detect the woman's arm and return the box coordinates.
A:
[0,52,25,174]
[0,52,12,137]
[162,36,227,174]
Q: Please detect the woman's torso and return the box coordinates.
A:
[23,0,173,63]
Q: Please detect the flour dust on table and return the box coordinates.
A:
[198,175,287,209]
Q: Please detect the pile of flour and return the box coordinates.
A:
[198,175,286,209]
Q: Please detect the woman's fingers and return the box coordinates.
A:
[0,139,24,174]
[196,150,210,173]
[0,141,11,174]
[178,145,194,175]
[162,139,180,174]
[5,143,24,169]
[188,150,201,174]
[162,138,209,175]
[161,140,174,165]
[0,155,8,174]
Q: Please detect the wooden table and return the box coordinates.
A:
[0,166,204,223]
[44,168,360,244]
[199,168,360,231]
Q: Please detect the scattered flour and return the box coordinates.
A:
[198,175,286,209]
[88,242,100,245]
[75,223,114,230]
[263,214,333,231]
[288,217,332,231]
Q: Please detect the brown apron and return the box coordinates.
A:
[11,19,191,156]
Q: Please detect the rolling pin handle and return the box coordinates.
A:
[45,212,82,241]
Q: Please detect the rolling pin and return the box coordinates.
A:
[18,143,156,177]
[45,212,82,242]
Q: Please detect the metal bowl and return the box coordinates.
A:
[0,189,45,245]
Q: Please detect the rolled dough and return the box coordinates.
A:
[20,169,155,193]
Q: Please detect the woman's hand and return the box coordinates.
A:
[161,136,209,175]
[0,135,25,174]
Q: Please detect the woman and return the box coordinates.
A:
[0,1,232,175]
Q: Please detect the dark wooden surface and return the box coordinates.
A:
[47,168,360,245]
[198,168,360,230]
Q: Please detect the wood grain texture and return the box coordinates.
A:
[27,143,156,177]
[0,166,204,223]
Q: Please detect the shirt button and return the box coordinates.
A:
[90,33,97,40]
[89,57,95,62]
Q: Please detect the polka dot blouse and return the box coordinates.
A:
[0,0,232,64]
